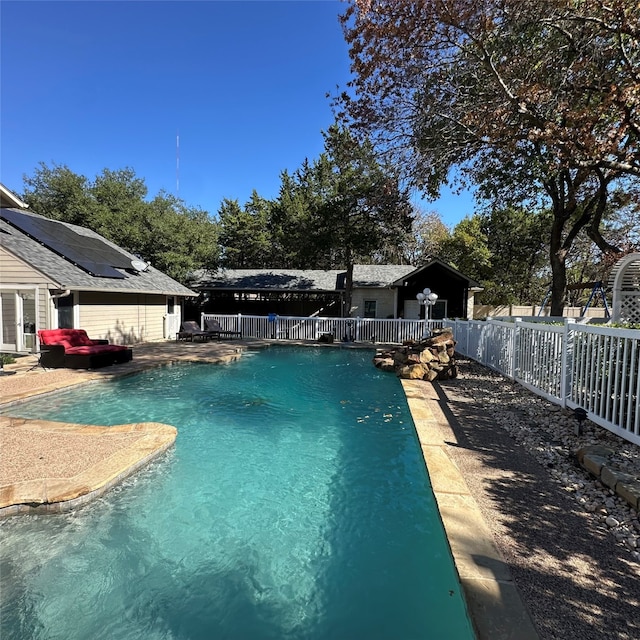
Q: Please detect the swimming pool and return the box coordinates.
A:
[0,347,474,639]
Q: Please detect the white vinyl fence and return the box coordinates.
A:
[202,313,444,345]
[449,317,640,446]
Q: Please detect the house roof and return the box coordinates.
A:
[191,265,419,292]
[0,207,196,296]
[391,257,484,290]
[0,184,29,210]
[191,262,482,293]
[191,268,345,292]
[353,264,416,287]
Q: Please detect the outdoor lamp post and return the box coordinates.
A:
[416,288,438,322]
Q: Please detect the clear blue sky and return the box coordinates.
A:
[1,0,475,227]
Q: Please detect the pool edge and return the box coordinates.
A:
[0,419,177,517]
[402,378,540,640]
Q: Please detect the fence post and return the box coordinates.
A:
[511,318,522,380]
[462,320,467,356]
[561,318,575,408]
[483,318,494,366]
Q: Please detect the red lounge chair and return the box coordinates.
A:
[37,329,132,369]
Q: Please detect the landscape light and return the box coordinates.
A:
[573,407,587,435]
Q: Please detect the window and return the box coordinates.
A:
[364,300,377,318]
[56,294,74,328]
[432,299,447,320]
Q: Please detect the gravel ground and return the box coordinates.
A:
[438,357,640,640]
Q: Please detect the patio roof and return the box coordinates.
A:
[190,265,417,292]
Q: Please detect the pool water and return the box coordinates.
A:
[0,347,474,640]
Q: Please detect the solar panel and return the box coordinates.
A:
[0,208,130,278]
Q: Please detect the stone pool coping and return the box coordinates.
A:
[0,418,177,516]
[402,379,539,640]
[0,338,536,640]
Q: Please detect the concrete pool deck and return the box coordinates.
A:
[0,339,537,640]
[402,378,539,640]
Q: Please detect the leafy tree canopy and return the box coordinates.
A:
[217,194,273,268]
[338,0,640,314]
[20,162,218,283]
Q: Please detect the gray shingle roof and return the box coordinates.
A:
[191,269,344,291]
[352,264,416,287]
[0,208,195,296]
[191,265,417,292]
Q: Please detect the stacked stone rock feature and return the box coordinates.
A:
[373,328,458,381]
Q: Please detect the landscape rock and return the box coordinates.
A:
[372,328,458,383]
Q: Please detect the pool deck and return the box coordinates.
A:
[0,339,537,640]
[402,378,539,640]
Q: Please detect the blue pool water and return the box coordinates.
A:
[0,347,474,639]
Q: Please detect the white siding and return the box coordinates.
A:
[78,292,169,344]
[0,249,52,346]
[0,247,56,288]
[350,288,396,318]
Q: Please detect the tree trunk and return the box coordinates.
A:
[549,212,567,316]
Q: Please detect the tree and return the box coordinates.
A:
[140,193,219,282]
[90,167,149,255]
[21,162,94,225]
[439,216,493,286]
[19,162,219,283]
[338,0,640,314]
[401,208,450,266]
[269,163,333,268]
[436,207,550,306]
[217,194,273,268]
[481,206,550,305]
[311,124,413,314]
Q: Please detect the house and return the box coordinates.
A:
[189,260,482,320]
[0,184,195,352]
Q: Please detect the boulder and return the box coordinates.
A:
[398,364,427,379]
[373,334,458,384]
[419,348,436,363]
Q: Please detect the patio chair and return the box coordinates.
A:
[177,321,210,342]
[204,318,242,340]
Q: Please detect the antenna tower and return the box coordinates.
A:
[176,132,180,196]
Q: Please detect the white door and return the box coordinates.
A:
[0,290,18,352]
[403,299,421,319]
[0,288,38,353]
[19,291,37,351]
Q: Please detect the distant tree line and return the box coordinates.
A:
[19,112,638,310]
